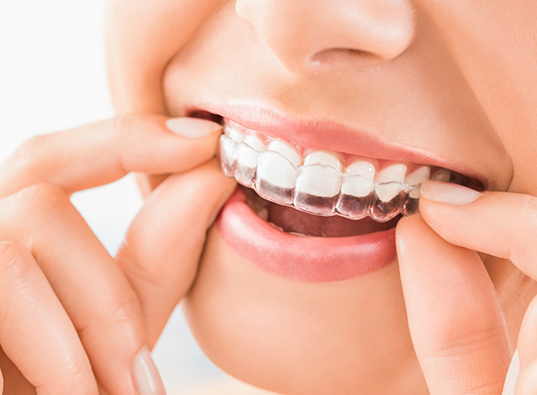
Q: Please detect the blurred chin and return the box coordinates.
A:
[183,226,420,395]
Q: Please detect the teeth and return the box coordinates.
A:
[226,124,245,143]
[346,160,376,181]
[267,140,302,167]
[405,166,430,186]
[219,135,238,178]
[374,164,407,202]
[218,127,460,222]
[375,164,407,183]
[256,150,299,205]
[304,151,342,172]
[289,231,311,238]
[431,169,451,182]
[235,144,260,187]
[269,222,284,232]
[244,135,267,152]
[294,165,342,215]
[336,160,376,220]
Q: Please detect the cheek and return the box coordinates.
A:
[183,227,418,395]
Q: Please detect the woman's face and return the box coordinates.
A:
[107,1,537,394]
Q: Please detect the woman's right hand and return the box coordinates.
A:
[0,114,236,395]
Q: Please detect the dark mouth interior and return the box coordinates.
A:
[190,110,483,237]
[243,186,399,237]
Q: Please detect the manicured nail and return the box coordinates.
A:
[502,348,519,395]
[132,346,166,395]
[207,186,237,229]
[166,117,222,139]
[420,180,482,205]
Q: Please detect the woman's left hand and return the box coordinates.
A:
[396,180,537,394]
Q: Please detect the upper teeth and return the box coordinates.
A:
[219,122,446,222]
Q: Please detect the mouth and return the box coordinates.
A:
[189,106,483,282]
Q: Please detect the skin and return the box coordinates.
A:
[0,0,536,394]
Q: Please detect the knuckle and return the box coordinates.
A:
[110,113,141,141]
[509,195,537,262]
[0,241,31,274]
[13,183,69,214]
[12,134,47,165]
[109,291,142,328]
[520,195,537,223]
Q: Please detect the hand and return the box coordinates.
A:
[0,114,236,395]
[396,180,537,394]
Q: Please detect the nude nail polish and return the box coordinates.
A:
[132,346,166,395]
[166,117,221,139]
[420,180,482,205]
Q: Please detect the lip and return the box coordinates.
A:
[188,101,486,187]
[217,187,396,282]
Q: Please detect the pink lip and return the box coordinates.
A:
[217,188,396,282]
[188,101,483,183]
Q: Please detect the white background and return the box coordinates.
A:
[0,2,264,394]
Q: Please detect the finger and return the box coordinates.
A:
[419,180,537,279]
[0,184,161,395]
[515,360,537,394]
[117,159,237,343]
[0,115,222,198]
[396,215,511,395]
[0,241,98,395]
[516,295,537,392]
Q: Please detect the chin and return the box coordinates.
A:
[183,226,423,395]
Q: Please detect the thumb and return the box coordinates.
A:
[396,214,511,394]
[116,159,236,344]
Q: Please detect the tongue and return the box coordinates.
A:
[267,202,400,237]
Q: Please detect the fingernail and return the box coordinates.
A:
[207,186,237,229]
[420,180,482,205]
[166,117,222,139]
[502,348,520,395]
[132,346,166,395]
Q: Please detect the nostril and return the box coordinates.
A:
[310,48,383,69]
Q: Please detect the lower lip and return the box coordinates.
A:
[216,188,397,282]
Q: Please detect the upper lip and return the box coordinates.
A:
[187,101,486,187]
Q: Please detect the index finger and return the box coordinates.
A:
[418,180,537,279]
[0,115,222,198]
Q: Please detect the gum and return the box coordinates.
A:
[218,134,421,222]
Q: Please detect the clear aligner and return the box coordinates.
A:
[218,132,438,223]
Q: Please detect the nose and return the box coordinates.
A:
[235,0,416,73]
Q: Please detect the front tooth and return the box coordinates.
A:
[244,135,267,152]
[345,160,376,181]
[303,151,342,172]
[375,164,407,202]
[405,166,430,186]
[256,151,299,205]
[225,124,245,143]
[431,169,451,182]
[294,165,342,215]
[336,161,376,220]
[267,140,302,167]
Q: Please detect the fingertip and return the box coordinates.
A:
[165,117,222,139]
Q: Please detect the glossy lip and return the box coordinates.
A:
[217,187,397,282]
[187,101,487,188]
